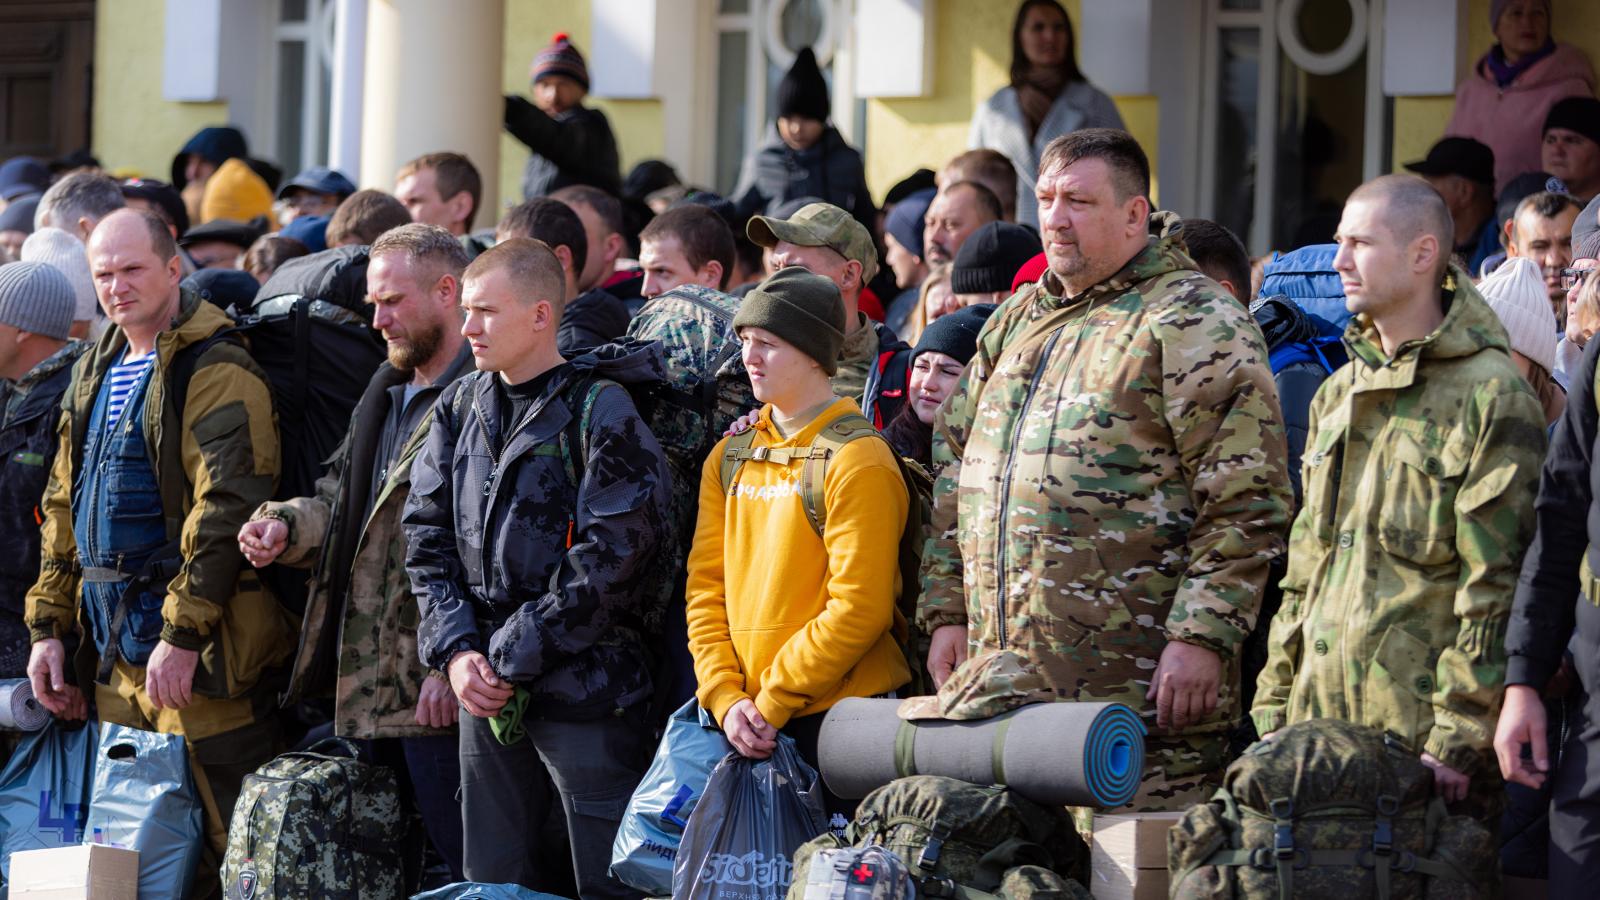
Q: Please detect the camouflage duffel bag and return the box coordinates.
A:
[1169,719,1495,900]
[222,737,406,899]
[788,775,1089,899]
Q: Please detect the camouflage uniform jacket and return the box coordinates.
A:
[26,290,292,698]
[404,342,672,719]
[920,235,1293,743]
[1251,271,1546,776]
[267,349,473,740]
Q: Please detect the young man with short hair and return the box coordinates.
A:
[1506,190,1581,323]
[1254,175,1547,828]
[395,153,482,238]
[327,189,413,248]
[638,205,735,300]
[496,198,629,354]
[404,238,670,896]
[686,266,910,825]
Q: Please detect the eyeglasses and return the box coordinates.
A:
[1563,267,1595,291]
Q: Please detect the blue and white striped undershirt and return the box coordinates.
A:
[105,352,155,429]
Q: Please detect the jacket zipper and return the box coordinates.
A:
[993,327,1065,650]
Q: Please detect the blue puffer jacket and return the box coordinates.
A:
[1259,244,1351,333]
[1249,294,1346,507]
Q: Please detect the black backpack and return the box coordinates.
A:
[173,246,387,615]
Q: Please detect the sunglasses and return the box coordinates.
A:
[1563,267,1595,291]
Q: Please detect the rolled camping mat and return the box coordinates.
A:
[0,678,50,732]
[818,698,1145,808]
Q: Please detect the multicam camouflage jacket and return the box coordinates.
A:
[1252,271,1546,776]
[920,233,1293,743]
[267,352,472,740]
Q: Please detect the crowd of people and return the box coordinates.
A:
[0,0,1598,896]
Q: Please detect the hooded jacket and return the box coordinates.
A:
[921,232,1293,744]
[404,342,672,719]
[557,288,631,356]
[1252,271,1547,777]
[1249,294,1346,505]
[731,127,877,233]
[1446,43,1596,194]
[269,350,474,739]
[0,342,86,671]
[968,81,1125,229]
[26,290,292,698]
[504,97,622,199]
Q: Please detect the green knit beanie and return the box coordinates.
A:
[732,268,847,375]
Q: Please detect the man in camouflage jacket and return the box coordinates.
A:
[1253,175,1546,825]
[920,130,1293,810]
[238,225,474,882]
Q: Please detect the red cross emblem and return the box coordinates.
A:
[852,862,875,883]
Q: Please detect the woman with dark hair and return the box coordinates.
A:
[967,0,1123,229]
[883,304,996,470]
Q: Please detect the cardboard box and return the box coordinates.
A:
[9,844,138,900]
[1089,812,1183,900]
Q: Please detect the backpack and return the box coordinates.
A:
[1258,245,1351,332]
[717,411,935,693]
[787,776,1089,900]
[172,248,388,616]
[221,738,406,900]
[1168,720,1495,900]
[1267,333,1346,378]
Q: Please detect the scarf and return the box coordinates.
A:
[1484,39,1557,89]
[1016,66,1069,139]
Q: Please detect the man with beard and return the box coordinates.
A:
[237,223,473,883]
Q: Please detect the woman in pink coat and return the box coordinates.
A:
[1446,0,1594,194]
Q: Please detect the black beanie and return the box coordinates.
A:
[915,304,997,367]
[951,222,1042,296]
[777,48,830,121]
[732,268,847,374]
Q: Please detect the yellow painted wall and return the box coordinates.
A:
[93,0,229,180]
[1392,0,1600,170]
[498,1,664,215]
[862,0,1159,206]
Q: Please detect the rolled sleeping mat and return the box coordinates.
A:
[818,698,1145,808]
[0,678,50,732]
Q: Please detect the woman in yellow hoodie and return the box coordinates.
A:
[685,267,910,822]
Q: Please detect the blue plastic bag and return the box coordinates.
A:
[608,699,732,894]
[410,884,570,900]
[86,724,203,898]
[0,720,97,882]
[671,739,827,900]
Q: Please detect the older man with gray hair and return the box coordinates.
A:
[34,172,126,243]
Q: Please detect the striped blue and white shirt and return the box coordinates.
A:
[105,352,155,429]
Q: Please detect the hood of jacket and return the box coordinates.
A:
[1473,42,1597,93]
[1251,295,1321,350]
[1039,229,1193,303]
[565,336,670,388]
[1345,267,1512,369]
[170,126,248,190]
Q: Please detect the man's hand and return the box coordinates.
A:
[146,641,199,710]
[927,625,969,690]
[415,674,460,728]
[448,651,514,719]
[724,409,761,437]
[1421,752,1471,803]
[1146,640,1222,730]
[237,518,288,568]
[1495,684,1550,789]
[26,639,86,720]
[724,698,778,759]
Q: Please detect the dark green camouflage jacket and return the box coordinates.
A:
[1252,271,1546,775]
[921,234,1292,742]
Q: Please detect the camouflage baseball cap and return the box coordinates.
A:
[897,650,1058,721]
[747,202,880,283]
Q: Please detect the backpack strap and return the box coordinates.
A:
[557,378,610,490]
[717,427,761,496]
[799,413,882,538]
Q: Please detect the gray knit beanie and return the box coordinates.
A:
[732,267,847,375]
[0,261,75,341]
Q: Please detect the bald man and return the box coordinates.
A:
[25,209,291,883]
[1253,175,1546,828]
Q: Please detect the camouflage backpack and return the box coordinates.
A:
[718,412,936,694]
[1168,719,1495,900]
[222,738,405,900]
[787,776,1089,900]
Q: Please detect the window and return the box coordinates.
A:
[273,0,336,178]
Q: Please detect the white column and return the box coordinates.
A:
[328,0,368,180]
[359,0,503,211]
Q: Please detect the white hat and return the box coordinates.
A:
[20,227,97,323]
[1477,256,1557,376]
